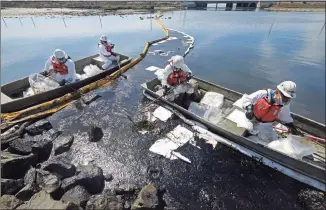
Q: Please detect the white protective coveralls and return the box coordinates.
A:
[44,54,79,84]
[98,35,119,69]
[242,89,294,143]
[161,55,194,101]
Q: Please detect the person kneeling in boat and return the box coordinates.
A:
[43,49,79,86]
[98,35,120,70]
[242,81,303,141]
[161,55,194,103]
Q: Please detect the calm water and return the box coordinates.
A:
[2,10,325,123]
[2,10,325,209]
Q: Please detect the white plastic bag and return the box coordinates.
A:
[154,68,166,81]
[23,87,35,97]
[267,135,317,159]
[28,73,60,94]
[83,64,102,77]
[233,94,248,109]
[77,73,89,80]
[204,106,223,125]
[200,92,224,109]
[188,102,209,118]
[226,109,255,132]
[255,123,278,143]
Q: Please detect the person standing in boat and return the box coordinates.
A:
[242,81,302,141]
[160,55,194,102]
[98,35,119,70]
[44,49,79,86]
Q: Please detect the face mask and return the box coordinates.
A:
[275,92,291,106]
[281,95,291,106]
[57,57,66,64]
[172,66,181,72]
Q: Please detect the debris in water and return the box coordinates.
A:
[171,151,191,164]
[135,120,155,131]
[88,125,104,142]
[166,125,194,147]
[150,138,178,158]
[149,125,193,163]
[167,37,178,41]
[139,130,148,135]
[145,66,159,71]
[147,165,163,180]
[157,40,167,44]
[152,106,173,122]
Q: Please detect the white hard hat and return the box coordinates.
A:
[100,35,107,42]
[277,81,296,98]
[54,49,66,59]
[171,55,184,69]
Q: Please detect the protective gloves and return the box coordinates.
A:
[186,73,192,82]
[163,85,169,95]
[245,104,254,120]
[43,70,50,77]
[59,79,66,86]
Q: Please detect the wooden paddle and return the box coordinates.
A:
[116,55,127,79]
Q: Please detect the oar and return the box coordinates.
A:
[116,55,127,79]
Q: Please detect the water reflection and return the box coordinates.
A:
[1,15,161,39]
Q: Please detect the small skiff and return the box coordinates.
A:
[141,76,326,191]
[1,53,132,113]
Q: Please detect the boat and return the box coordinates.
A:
[141,76,326,191]
[1,53,132,113]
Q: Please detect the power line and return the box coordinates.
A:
[19,18,23,26]
[317,22,325,38]
[268,22,274,36]
[2,17,8,28]
[31,17,36,27]
[62,16,67,27]
[98,16,102,28]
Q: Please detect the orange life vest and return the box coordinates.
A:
[51,57,68,75]
[167,71,186,86]
[253,89,282,123]
[98,43,113,52]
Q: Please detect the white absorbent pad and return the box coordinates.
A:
[153,106,173,122]
[268,135,317,160]
[200,92,224,109]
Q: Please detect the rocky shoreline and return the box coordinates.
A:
[1,118,325,209]
[1,119,166,210]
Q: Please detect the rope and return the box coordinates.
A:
[1,17,169,130]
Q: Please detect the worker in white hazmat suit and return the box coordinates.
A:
[242,81,302,142]
[98,35,120,70]
[160,55,194,101]
[44,49,79,86]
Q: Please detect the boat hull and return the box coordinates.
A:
[141,77,326,187]
[1,54,132,113]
